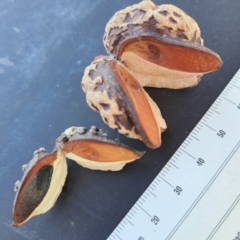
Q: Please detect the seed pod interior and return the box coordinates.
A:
[57,126,145,171]
[109,60,161,148]
[13,148,67,227]
[103,1,222,89]
[120,38,222,73]
[82,57,167,148]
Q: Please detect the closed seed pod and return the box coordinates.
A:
[81,56,167,149]
[13,147,67,227]
[57,126,145,171]
[103,0,222,89]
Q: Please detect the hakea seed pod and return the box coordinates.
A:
[56,126,145,171]
[13,147,67,227]
[103,0,222,89]
[81,56,167,149]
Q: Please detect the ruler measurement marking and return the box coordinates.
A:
[152,178,161,184]
[201,122,217,132]
[214,101,221,104]
[201,118,208,123]
[131,209,136,214]
[133,206,138,212]
[114,232,122,240]
[209,109,220,114]
[142,195,147,200]
[149,185,155,190]
[205,112,212,117]
[159,176,174,188]
[188,136,200,142]
[190,135,200,141]
[207,193,240,240]
[231,80,238,84]
[224,87,231,91]
[148,189,157,198]
[122,220,127,226]
[120,223,125,228]
[160,172,165,177]
[180,148,196,159]
[234,75,240,80]
[136,204,152,217]
[155,178,161,184]
[166,164,172,168]
[229,81,240,89]
[212,105,219,110]
[153,179,159,185]
[166,140,240,240]
[221,96,237,105]
[168,161,179,169]
[230,84,239,89]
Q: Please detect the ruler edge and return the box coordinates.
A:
[108,69,240,240]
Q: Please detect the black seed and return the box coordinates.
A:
[15,166,53,224]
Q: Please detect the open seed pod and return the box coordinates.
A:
[81,56,167,149]
[56,126,145,171]
[103,0,222,89]
[13,147,67,227]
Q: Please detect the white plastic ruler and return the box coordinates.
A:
[107,69,240,240]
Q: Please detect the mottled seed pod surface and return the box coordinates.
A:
[57,126,146,171]
[103,0,222,89]
[13,147,67,227]
[81,56,167,149]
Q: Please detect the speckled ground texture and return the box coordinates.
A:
[0,0,240,239]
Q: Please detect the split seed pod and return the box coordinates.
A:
[103,1,222,89]
[57,126,145,171]
[13,147,67,227]
[81,57,167,149]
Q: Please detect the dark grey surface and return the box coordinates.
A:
[0,0,239,239]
